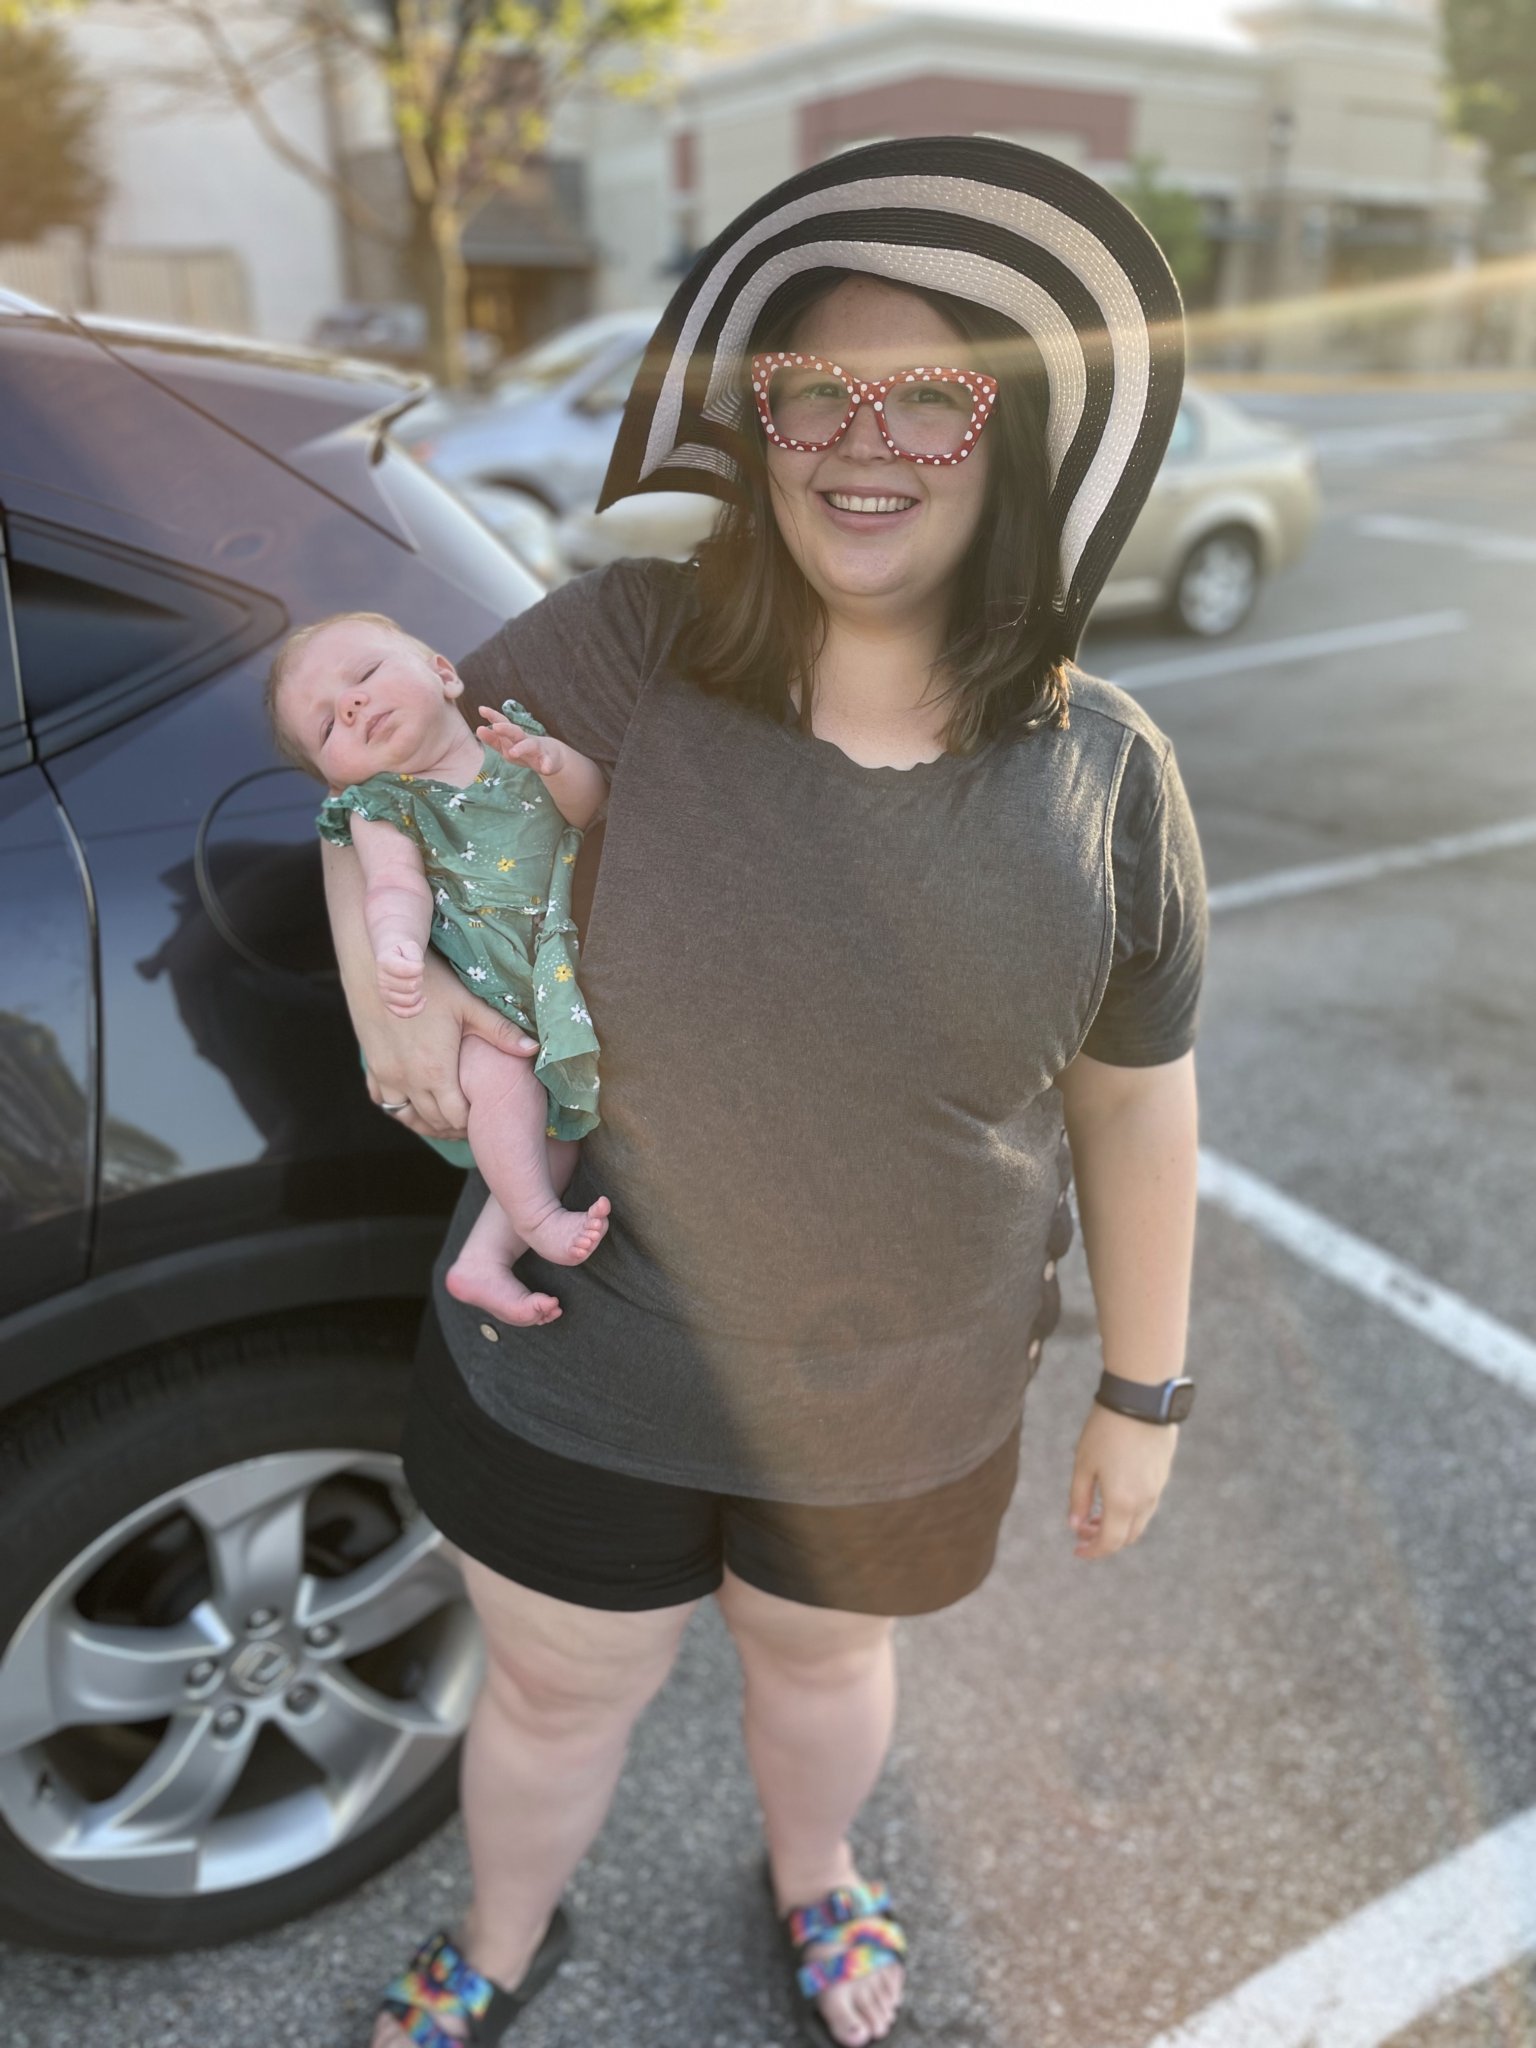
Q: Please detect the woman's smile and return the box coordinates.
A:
[816,489,923,531]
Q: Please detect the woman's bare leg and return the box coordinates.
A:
[717,1569,904,2048]
[446,1137,580,1325]
[457,1035,609,1267]
[371,1561,700,2046]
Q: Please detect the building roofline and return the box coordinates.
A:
[678,6,1261,103]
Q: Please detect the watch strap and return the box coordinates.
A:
[1094,1370,1195,1424]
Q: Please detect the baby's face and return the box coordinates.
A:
[281,619,461,788]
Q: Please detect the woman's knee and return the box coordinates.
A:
[462,1554,697,1732]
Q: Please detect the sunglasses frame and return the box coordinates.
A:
[750,352,999,465]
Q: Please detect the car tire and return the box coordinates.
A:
[0,1309,479,1955]
[1168,526,1262,637]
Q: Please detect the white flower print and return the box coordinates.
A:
[535,984,548,1002]
[434,886,449,905]
[520,798,539,812]
[462,842,477,861]
[465,966,488,982]
[570,1003,592,1025]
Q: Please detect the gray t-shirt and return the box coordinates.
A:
[430,555,1207,1504]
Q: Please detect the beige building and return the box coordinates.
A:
[576,0,1492,369]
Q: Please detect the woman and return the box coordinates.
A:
[324,137,1206,2048]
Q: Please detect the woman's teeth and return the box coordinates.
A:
[824,492,918,514]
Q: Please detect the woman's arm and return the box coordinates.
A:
[321,837,537,1139]
[1056,1046,1199,1561]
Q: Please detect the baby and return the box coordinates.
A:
[266,609,609,1327]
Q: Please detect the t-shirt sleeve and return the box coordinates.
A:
[1080,736,1208,1066]
[457,555,689,774]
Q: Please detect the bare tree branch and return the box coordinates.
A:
[153,0,404,243]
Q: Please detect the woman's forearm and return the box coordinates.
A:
[1059,1051,1199,1387]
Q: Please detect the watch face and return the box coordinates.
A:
[1167,1380,1196,1421]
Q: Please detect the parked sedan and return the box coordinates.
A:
[396,309,661,517]
[0,291,544,1955]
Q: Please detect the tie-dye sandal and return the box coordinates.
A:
[376,1913,572,2046]
[768,1863,910,2046]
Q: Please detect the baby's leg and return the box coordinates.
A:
[446,1193,562,1326]
[458,1036,609,1267]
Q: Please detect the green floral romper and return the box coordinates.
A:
[316,699,601,1142]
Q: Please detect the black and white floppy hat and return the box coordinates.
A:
[594,133,1186,653]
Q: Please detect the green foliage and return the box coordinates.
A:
[0,20,107,242]
[1442,0,1536,185]
[1110,153,1214,300]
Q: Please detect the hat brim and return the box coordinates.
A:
[595,134,1185,652]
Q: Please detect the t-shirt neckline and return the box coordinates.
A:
[771,708,980,784]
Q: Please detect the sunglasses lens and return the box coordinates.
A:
[762,364,982,456]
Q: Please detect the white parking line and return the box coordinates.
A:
[1207,815,1536,913]
[1113,611,1466,690]
[1197,1150,1536,1405]
[1140,1800,1536,2048]
[1305,413,1516,461]
[1356,512,1536,562]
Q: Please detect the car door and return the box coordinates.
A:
[0,515,96,1313]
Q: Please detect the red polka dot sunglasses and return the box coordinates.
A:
[750,352,999,466]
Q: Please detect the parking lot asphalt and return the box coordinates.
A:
[4,387,1535,2048]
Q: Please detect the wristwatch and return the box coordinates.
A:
[1093,1369,1195,1424]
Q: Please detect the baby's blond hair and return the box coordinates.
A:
[265,610,436,781]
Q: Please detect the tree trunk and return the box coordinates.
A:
[407,195,468,389]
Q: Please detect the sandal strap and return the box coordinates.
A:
[787,1882,908,1999]
[380,1931,517,2048]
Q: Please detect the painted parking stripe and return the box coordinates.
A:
[1355,512,1536,562]
[1140,1800,1536,2048]
[1198,1150,1536,1406]
[1207,815,1536,913]
[1305,412,1515,460]
[1113,611,1466,691]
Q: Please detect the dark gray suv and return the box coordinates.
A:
[0,291,535,1954]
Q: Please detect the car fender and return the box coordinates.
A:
[1158,488,1282,584]
[0,1216,441,1410]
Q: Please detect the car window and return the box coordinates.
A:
[7,517,278,743]
[1167,403,1199,461]
[576,350,646,416]
[495,318,643,391]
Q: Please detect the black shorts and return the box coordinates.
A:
[402,1305,1023,1618]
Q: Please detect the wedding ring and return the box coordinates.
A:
[379,1100,411,1115]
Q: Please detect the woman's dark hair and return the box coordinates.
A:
[675,267,1075,753]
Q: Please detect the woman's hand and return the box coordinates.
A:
[1066,1404,1178,1560]
[322,837,536,1139]
[360,950,537,1137]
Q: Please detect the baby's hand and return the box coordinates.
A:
[477,705,562,780]
[378,939,425,1018]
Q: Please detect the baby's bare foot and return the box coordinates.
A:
[524,1195,611,1268]
[446,1250,561,1325]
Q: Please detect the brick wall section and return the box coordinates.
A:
[800,80,1132,167]
[674,128,696,192]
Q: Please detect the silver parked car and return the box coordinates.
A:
[396,310,661,517]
